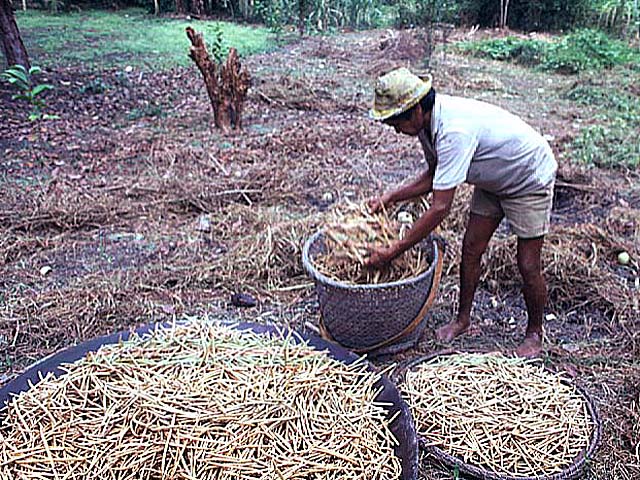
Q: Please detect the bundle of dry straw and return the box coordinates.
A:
[313,201,430,284]
[401,353,594,478]
[0,322,402,480]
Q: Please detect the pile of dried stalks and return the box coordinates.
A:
[480,224,639,319]
[0,321,402,480]
[312,201,430,284]
[401,353,594,478]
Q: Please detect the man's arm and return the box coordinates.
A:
[370,169,434,213]
[366,187,455,267]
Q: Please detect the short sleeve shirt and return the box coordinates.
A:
[418,95,557,197]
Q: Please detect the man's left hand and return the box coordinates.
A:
[365,246,397,269]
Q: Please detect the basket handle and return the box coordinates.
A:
[320,238,445,354]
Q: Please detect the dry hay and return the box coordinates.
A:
[401,352,595,478]
[0,321,402,480]
[222,205,322,291]
[478,224,639,321]
[311,200,430,284]
[577,362,640,480]
[255,75,340,112]
[430,181,639,322]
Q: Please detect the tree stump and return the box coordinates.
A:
[186,26,250,132]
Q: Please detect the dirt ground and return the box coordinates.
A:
[1,26,639,479]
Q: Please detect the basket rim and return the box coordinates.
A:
[398,349,602,480]
[302,229,438,291]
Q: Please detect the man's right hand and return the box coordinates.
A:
[367,195,390,214]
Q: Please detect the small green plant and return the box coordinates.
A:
[1,64,57,121]
[208,23,227,63]
[126,104,165,121]
[80,77,110,94]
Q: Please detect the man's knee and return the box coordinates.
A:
[517,255,542,285]
[517,236,544,284]
[462,232,487,260]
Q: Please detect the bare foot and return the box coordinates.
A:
[515,332,543,358]
[436,320,470,343]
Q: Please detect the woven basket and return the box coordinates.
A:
[396,351,602,480]
[302,231,444,356]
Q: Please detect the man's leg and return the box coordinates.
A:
[515,236,546,357]
[437,213,502,342]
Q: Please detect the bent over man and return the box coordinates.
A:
[366,67,557,357]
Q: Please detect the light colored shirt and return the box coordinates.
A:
[418,94,557,197]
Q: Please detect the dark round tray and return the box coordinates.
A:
[395,350,602,480]
[0,321,419,480]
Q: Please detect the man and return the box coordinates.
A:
[366,67,557,357]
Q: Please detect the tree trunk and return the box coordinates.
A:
[175,0,186,15]
[186,26,250,131]
[503,0,510,29]
[298,0,306,36]
[192,0,205,16]
[0,0,30,69]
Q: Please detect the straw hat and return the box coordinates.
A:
[369,67,432,121]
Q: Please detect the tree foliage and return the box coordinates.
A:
[8,0,640,37]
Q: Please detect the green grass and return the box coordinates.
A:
[15,8,276,69]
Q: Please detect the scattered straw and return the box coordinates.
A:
[0,321,401,480]
[401,352,594,478]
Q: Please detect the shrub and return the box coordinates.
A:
[253,0,383,33]
[457,37,548,65]
[393,0,459,28]
[542,29,638,73]
[458,29,639,74]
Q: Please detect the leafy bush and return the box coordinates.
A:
[596,0,640,39]
[253,0,383,33]
[458,37,548,65]
[254,0,294,33]
[541,29,638,73]
[393,0,459,28]
[458,29,639,74]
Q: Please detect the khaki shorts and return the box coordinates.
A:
[470,183,555,238]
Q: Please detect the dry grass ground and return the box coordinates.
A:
[1,27,638,479]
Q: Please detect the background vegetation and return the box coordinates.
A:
[10,0,640,37]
